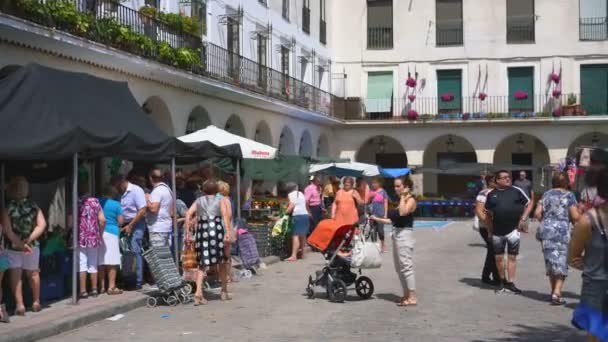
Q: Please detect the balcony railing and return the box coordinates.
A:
[342,94,597,121]
[580,17,608,41]
[320,19,327,44]
[367,26,393,49]
[507,15,535,43]
[1,0,335,117]
[302,7,310,34]
[436,19,463,46]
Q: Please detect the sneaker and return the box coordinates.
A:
[504,282,522,294]
[495,281,506,293]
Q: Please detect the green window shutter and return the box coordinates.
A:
[366,71,393,113]
[508,67,534,112]
[581,64,608,115]
[437,69,462,112]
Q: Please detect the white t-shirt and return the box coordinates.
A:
[146,183,173,233]
[288,191,308,216]
[474,189,491,230]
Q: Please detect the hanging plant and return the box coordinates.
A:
[478,92,487,101]
[552,108,562,117]
[408,94,416,102]
[406,77,417,88]
[441,93,455,102]
[552,89,562,98]
[550,73,561,84]
[514,91,528,100]
[407,110,419,121]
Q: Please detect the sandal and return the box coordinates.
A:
[0,304,10,323]
[551,294,566,306]
[90,290,99,298]
[32,302,41,313]
[107,288,123,295]
[193,295,208,306]
[80,292,89,299]
[15,305,25,316]
[220,291,232,301]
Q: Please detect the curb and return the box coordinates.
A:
[0,295,147,342]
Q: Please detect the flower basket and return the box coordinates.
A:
[440,93,455,102]
[552,89,561,98]
[514,91,528,101]
[406,78,417,88]
[552,108,562,117]
[563,105,575,116]
[550,73,561,84]
[478,92,487,101]
[408,94,416,102]
[407,110,419,121]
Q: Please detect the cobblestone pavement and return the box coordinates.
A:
[42,221,586,342]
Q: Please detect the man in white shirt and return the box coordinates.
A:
[146,168,174,248]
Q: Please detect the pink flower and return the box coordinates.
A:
[552,108,562,117]
[408,94,416,102]
[406,77,417,88]
[551,73,561,84]
[407,110,419,121]
[552,89,561,98]
[514,91,528,100]
[478,92,487,101]
[441,93,455,102]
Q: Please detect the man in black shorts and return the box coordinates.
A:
[484,170,533,294]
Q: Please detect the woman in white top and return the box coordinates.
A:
[285,182,310,262]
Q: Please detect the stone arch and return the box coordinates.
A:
[299,130,313,157]
[142,96,174,136]
[317,134,330,158]
[567,132,608,157]
[422,134,478,196]
[253,120,273,145]
[186,106,211,134]
[278,126,296,155]
[494,133,550,191]
[356,135,407,168]
[224,114,246,137]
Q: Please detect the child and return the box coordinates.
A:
[369,177,389,252]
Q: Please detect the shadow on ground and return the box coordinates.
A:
[376,293,401,303]
[467,243,486,248]
[471,323,585,342]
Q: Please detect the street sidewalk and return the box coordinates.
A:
[0,255,280,342]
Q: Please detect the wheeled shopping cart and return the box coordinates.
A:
[142,245,193,307]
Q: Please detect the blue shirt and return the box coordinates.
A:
[99,197,123,236]
[120,182,146,223]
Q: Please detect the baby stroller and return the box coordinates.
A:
[305,219,375,303]
[142,245,193,307]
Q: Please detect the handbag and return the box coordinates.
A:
[351,231,382,269]
[181,227,198,270]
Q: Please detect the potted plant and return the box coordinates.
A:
[552,89,561,98]
[563,94,577,115]
[550,72,561,84]
[478,92,487,101]
[406,77,417,88]
[420,114,433,122]
[552,108,562,118]
[408,94,416,102]
[514,91,528,101]
[440,93,455,102]
[407,110,419,121]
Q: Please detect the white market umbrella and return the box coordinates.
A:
[179,125,277,159]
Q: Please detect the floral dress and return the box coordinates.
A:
[78,197,102,248]
[6,199,39,250]
[537,189,577,276]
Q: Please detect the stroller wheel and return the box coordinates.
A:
[306,276,315,299]
[355,276,374,299]
[146,297,158,308]
[182,283,193,295]
[166,295,179,307]
[327,279,347,303]
[179,293,192,304]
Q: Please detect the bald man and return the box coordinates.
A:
[146,168,174,248]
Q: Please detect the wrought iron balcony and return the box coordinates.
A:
[436,19,463,46]
[580,17,608,41]
[367,26,393,49]
[507,15,535,43]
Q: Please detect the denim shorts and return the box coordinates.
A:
[292,215,310,236]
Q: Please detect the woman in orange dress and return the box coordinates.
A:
[331,177,364,227]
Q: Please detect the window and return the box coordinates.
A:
[257,34,268,87]
[320,0,327,44]
[191,0,206,36]
[580,0,608,41]
[437,70,462,113]
[366,71,393,119]
[282,0,290,21]
[436,0,463,46]
[507,0,535,43]
[303,0,310,34]
[508,67,534,112]
[581,64,608,115]
[367,0,393,49]
[145,0,159,8]
[227,17,240,79]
